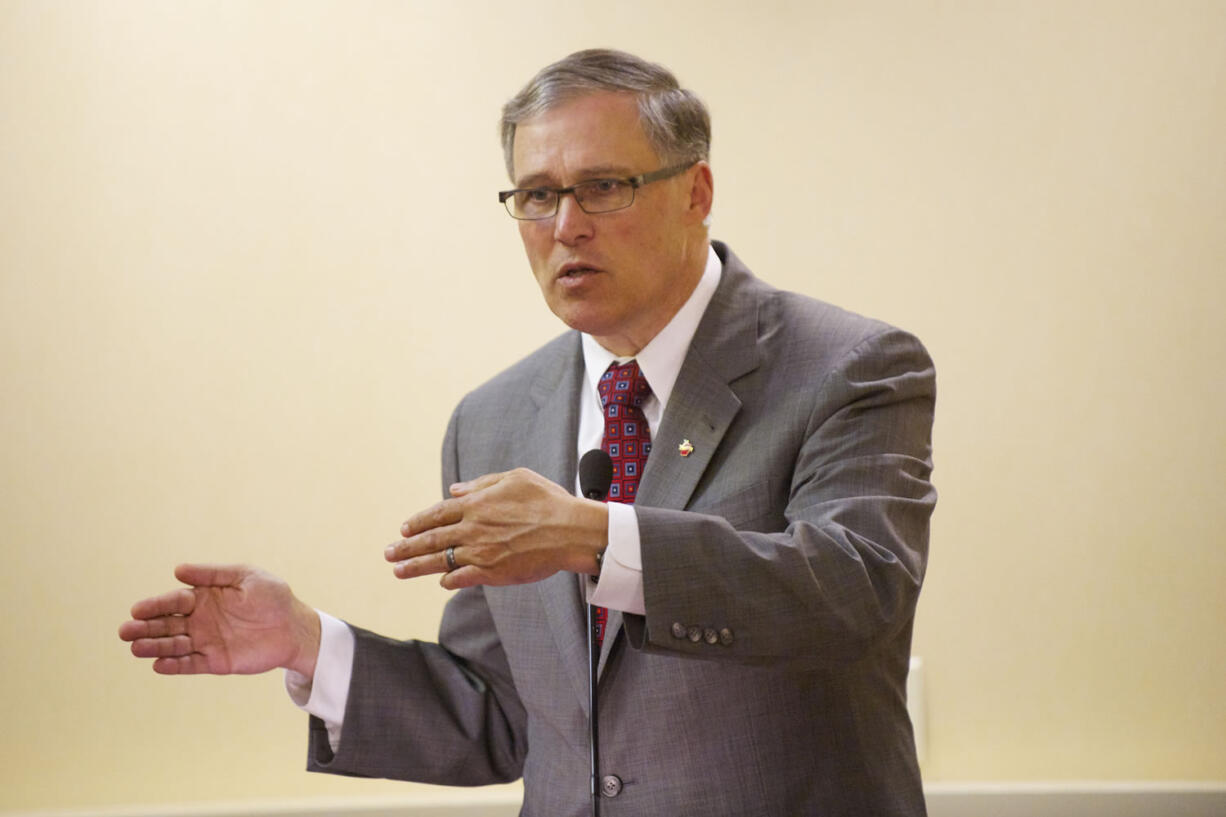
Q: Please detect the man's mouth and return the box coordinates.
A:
[558,264,602,279]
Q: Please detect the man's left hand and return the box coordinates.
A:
[386,468,608,590]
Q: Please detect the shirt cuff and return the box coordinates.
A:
[587,501,646,615]
[283,610,354,752]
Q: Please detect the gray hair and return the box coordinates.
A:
[500,49,711,179]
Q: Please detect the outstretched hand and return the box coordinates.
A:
[118,564,321,678]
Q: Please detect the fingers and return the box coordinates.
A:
[399,498,464,539]
[120,565,259,676]
[122,564,243,638]
[447,470,510,497]
[127,588,196,622]
[386,526,449,562]
[129,633,193,659]
[174,563,246,588]
[118,613,191,642]
[389,497,465,564]
[152,653,213,675]
[388,468,565,586]
[127,627,214,674]
[388,544,455,579]
[121,598,196,663]
[439,564,492,591]
[391,470,520,562]
[400,468,540,543]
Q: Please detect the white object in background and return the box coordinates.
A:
[908,655,927,765]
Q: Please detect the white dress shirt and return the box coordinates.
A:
[287,245,723,751]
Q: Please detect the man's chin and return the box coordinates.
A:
[551,306,616,337]
[553,308,610,335]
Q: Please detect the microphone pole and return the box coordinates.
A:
[578,450,612,817]
[585,593,601,817]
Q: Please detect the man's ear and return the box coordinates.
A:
[686,161,714,225]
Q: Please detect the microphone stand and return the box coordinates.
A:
[579,449,612,817]
[586,600,602,817]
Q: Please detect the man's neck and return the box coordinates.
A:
[591,238,709,356]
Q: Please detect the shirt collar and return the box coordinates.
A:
[581,243,722,411]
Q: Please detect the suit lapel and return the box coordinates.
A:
[521,334,583,486]
[598,246,762,667]
[635,246,761,517]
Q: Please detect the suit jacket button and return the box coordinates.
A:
[719,627,735,646]
[600,774,623,797]
[671,622,687,639]
[687,625,702,642]
[703,628,719,645]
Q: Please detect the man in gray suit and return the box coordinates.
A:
[121,50,936,816]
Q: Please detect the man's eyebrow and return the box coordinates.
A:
[513,165,638,188]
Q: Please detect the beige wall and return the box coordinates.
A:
[2,0,1223,812]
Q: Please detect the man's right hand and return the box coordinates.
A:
[118,564,321,678]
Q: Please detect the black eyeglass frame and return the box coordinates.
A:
[497,162,695,220]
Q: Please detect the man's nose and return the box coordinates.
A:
[553,193,594,245]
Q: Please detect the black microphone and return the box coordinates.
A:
[577,448,611,816]
[579,449,612,501]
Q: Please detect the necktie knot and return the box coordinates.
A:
[598,360,652,411]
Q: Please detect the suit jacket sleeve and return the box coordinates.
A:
[624,324,937,669]
[305,402,529,785]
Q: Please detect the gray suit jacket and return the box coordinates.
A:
[308,242,937,816]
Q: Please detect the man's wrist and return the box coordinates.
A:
[570,497,609,576]
[286,601,322,679]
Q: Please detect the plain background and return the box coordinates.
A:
[2,0,1223,812]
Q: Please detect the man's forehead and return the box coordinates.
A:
[513,161,641,188]
[510,91,658,185]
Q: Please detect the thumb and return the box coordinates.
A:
[174,563,247,588]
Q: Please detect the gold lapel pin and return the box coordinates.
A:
[678,439,694,457]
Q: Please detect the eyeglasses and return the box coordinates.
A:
[498,162,694,220]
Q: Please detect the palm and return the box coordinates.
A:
[120,564,315,677]
[184,575,295,674]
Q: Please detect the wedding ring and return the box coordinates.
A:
[444,546,458,572]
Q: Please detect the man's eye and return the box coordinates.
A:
[526,189,554,203]
[591,179,620,194]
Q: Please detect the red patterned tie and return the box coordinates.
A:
[592,360,653,645]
